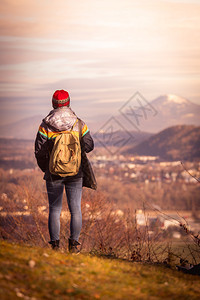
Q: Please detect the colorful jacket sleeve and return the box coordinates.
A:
[80,120,94,153]
[34,122,49,172]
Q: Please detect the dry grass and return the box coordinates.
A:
[0,240,200,300]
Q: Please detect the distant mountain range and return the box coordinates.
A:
[93,130,153,149]
[1,115,43,140]
[0,94,199,140]
[117,94,200,133]
[0,124,199,162]
[124,125,200,161]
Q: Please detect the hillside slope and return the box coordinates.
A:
[124,125,200,161]
[0,241,200,299]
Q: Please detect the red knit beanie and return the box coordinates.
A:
[52,90,70,108]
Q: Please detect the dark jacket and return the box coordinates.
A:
[34,107,97,190]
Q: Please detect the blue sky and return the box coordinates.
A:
[0,0,200,128]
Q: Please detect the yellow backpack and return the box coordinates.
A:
[49,119,81,177]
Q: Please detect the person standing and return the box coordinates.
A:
[35,90,96,253]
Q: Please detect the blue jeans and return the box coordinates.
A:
[46,177,83,242]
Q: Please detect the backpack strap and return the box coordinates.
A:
[77,118,82,140]
[71,118,78,131]
[70,118,82,140]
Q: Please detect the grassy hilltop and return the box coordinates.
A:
[0,240,200,300]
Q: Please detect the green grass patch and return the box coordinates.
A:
[0,240,199,299]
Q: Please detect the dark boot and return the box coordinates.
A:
[49,240,60,250]
[68,238,81,254]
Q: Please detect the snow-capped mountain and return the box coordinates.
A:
[149,94,200,132]
[156,94,190,105]
[117,94,200,133]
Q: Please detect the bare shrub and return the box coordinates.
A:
[0,170,199,265]
[0,172,48,246]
